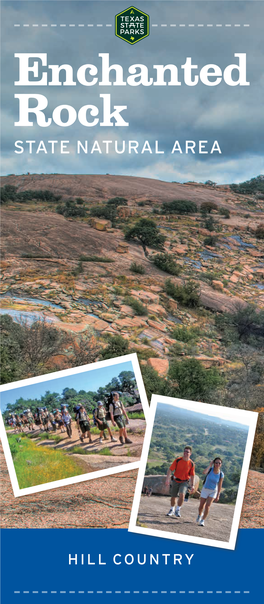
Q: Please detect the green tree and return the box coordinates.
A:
[56,200,86,218]
[101,335,129,360]
[125,219,165,256]
[141,365,168,402]
[0,315,24,383]
[168,358,221,400]
[152,253,181,275]
[201,201,218,214]
[162,200,197,214]
[255,224,264,240]
[107,197,128,207]
[164,279,200,308]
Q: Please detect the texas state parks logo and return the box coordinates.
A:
[115,6,150,44]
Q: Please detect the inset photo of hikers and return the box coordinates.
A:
[0,354,148,496]
[129,395,257,550]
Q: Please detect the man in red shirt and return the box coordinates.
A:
[165,446,195,518]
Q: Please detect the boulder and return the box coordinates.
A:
[131,290,159,304]
[90,218,111,231]
[148,319,167,333]
[116,206,136,219]
[148,303,167,317]
[172,245,188,255]
[147,358,169,376]
[116,242,129,253]
[212,280,224,291]
[230,274,239,283]
[187,355,226,368]
[248,249,263,257]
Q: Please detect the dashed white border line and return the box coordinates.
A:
[15,590,250,595]
[13,23,250,27]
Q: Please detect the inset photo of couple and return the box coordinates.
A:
[129,395,257,550]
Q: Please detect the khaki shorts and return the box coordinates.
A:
[115,415,126,429]
[79,420,90,433]
[97,420,109,431]
[171,480,189,497]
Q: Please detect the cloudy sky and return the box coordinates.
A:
[1,0,264,183]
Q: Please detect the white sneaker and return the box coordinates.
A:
[166,508,175,517]
[196,515,201,523]
[111,437,117,442]
[99,438,103,443]
[175,509,181,518]
[199,519,205,526]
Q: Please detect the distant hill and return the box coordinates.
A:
[0,173,234,207]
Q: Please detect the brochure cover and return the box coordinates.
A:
[1,0,264,601]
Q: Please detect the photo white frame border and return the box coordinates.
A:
[129,394,258,550]
[0,353,149,498]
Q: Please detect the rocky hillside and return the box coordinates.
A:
[1,173,264,211]
[1,174,264,468]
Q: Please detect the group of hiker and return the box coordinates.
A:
[7,391,133,446]
[165,446,224,527]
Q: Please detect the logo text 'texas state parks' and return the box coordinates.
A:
[115,7,149,45]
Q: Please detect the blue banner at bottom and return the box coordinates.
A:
[1,529,262,602]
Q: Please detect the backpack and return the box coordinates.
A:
[92,408,98,426]
[104,393,116,421]
[203,467,223,485]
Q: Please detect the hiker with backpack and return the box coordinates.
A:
[76,405,92,443]
[165,446,195,518]
[94,401,117,444]
[61,405,73,438]
[42,408,50,432]
[26,409,34,430]
[108,391,132,445]
[196,457,224,527]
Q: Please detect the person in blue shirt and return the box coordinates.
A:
[196,457,224,527]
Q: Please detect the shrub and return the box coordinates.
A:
[204,216,216,232]
[130,262,146,274]
[125,296,148,316]
[101,335,129,360]
[56,200,86,218]
[200,201,218,214]
[107,197,127,207]
[202,271,220,284]
[90,205,116,223]
[72,261,84,276]
[152,253,181,276]
[21,252,51,259]
[230,176,264,196]
[164,279,200,307]
[76,197,85,204]
[215,304,264,345]
[255,224,264,240]
[168,358,221,400]
[79,255,114,263]
[219,207,230,218]
[0,184,18,203]
[162,200,197,214]
[141,365,169,402]
[99,447,113,456]
[0,185,61,204]
[204,236,218,246]
[172,325,201,343]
